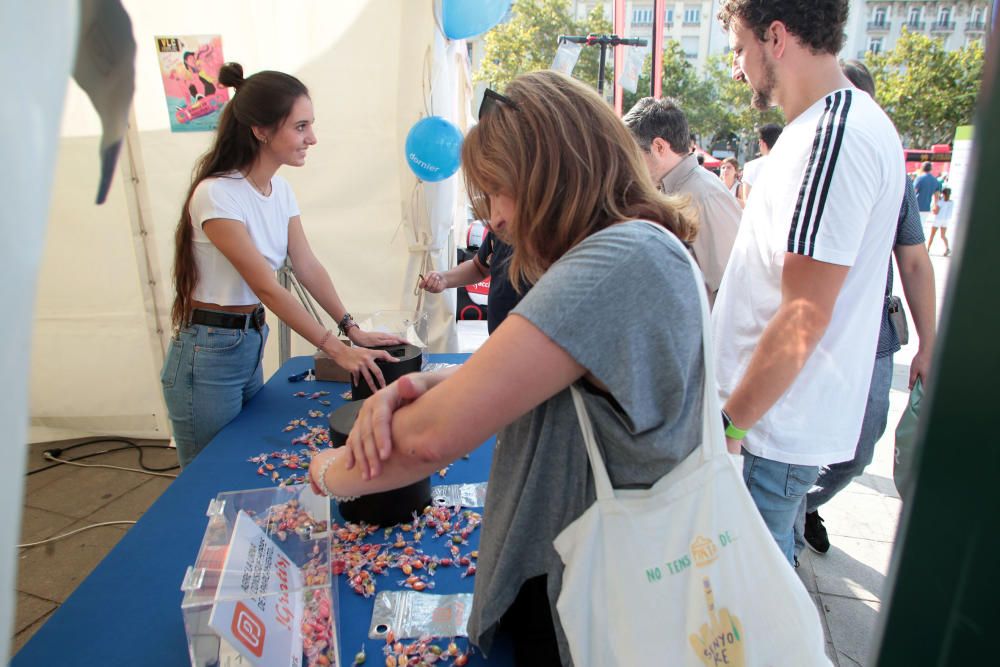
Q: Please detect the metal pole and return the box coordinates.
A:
[277,260,292,365]
[598,41,607,96]
[652,0,663,97]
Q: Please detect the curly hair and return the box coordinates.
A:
[717,0,848,56]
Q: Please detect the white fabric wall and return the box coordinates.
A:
[31,0,464,442]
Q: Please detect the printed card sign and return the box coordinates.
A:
[551,41,582,75]
[155,34,228,132]
[210,511,304,666]
[618,46,646,94]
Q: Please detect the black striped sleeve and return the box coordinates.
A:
[787,90,854,257]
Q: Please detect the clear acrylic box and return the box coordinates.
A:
[181,485,338,666]
[358,310,429,350]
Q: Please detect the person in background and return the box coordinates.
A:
[623,96,742,305]
[163,62,404,467]
[418,221,522,334]
[927,187,954,256]
[913,160,942,225]
[719,156,744,205]
[798,58,937,557]
[309,70,703,665]
[714,0,903,565]
[740,122,783,201]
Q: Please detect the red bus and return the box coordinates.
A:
[904,144,951,177]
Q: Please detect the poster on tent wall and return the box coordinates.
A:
[155,34,228,132]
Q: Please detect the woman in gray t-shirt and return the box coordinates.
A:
[309,71,704,666]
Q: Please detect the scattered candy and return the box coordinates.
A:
[329,506,482,600]
[378,636,474,667]
[251,499,332,667]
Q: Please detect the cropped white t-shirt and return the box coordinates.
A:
[189,172,300,306]
[712,88,904,466]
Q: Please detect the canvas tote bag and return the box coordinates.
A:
[553,223,830,666]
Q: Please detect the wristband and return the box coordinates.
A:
[338,312,358,336]
[721,410,748,441]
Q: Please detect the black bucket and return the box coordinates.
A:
[327,399,431,526]
[350,343,423,401]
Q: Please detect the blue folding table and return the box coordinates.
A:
[13,354,512,666]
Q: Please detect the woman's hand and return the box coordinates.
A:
[329,344,398,394]
[347,328,408,348]
[345,374,433,480]
[419,272,447,293]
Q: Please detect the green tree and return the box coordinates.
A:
[866,29,985,147]
[476,0,576,91]
[704,53,784,158]
[475,1,788,161]
[475,1,614,94]
[622,41,721,141]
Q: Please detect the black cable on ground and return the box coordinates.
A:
[26,437,179,476]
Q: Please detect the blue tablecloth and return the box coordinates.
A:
[14,354,512,666]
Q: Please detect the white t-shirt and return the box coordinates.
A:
[189,172,300,306]
[934,199,954,226]
[740,155,767,186]
[713,88,903,466]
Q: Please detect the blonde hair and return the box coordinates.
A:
[463,71,695,290]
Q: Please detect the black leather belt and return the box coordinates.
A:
[191,305,265,331]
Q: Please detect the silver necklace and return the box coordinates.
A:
[246,172,271,196]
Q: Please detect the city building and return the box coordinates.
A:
[845,1,992,59]
[570,1,729,74]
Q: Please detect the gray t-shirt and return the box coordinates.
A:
[467,221,704,663]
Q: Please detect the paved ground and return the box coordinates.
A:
[799,248,953,666]
[13,438,177,656]
[11,250,954,663]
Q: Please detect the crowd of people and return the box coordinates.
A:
[163,0,942,663]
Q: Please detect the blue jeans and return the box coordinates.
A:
[160,321,268,467]
[742,449,820,565]
[793,353,893,553]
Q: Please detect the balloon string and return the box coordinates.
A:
[423,45,434,117]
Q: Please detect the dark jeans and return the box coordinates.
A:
[499,575,563,666]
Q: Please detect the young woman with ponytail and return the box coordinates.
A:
[162,62,403,467]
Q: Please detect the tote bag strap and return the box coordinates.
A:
[569,221,727,500]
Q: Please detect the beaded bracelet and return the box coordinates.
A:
[312,455,360,502]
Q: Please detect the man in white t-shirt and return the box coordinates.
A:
[713,0,903,564]
[739,122,783,201]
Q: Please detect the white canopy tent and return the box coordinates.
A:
[30,0,471,443]
[3,0,473,654]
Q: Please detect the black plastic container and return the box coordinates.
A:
[350,343,423,401]
[327,398,431,526]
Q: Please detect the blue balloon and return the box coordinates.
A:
[442,0,511,40]
[405,116,463,182]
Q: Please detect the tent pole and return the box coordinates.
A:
[120,105,171,436]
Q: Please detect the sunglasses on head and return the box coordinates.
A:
[479,88,519,120]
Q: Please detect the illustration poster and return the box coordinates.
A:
[155,35,228,132]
